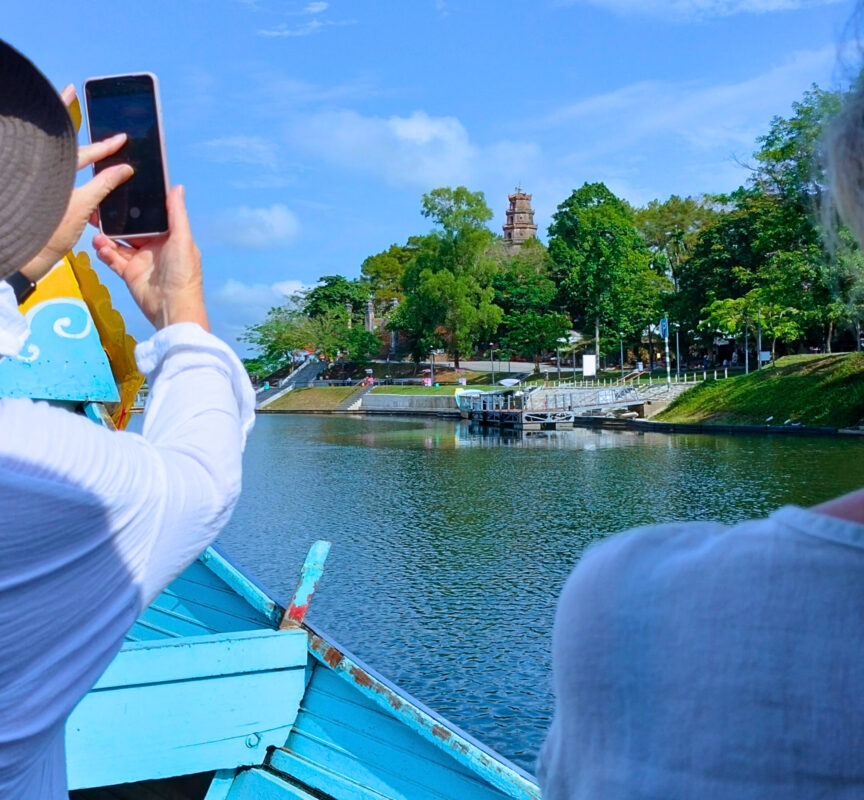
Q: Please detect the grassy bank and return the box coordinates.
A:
[265,386,359,411]
[656,354,864,428]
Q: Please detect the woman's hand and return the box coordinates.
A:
[93,185,210,332]
[20,85,133,281]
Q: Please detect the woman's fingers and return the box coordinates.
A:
[93,233,137,261]
[94,241,127,275]
[166,185,192,238]
[77,134,128,170]
[73,163,134,220]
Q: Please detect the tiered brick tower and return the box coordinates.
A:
[502,186,538,248]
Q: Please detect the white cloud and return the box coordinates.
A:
[289,109,541,189]
[209,278,311,351]
[304,1,328,12]
[214,204,301,249]
[215,278,306,306]
[198,135,279,168]
[556,0,842,20]
[258,18,356,36]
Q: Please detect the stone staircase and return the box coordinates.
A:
[337,383,376,412]
[256,359,327,410]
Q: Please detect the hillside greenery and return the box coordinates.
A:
[656,354,864,427]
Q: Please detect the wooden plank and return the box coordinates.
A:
[135,605,220,639]
[93,629,306,690]
[67,662,304,789]
[200,547,283,627]
[203,770,237,800]
[162,581,271,628]
[269,664,516,800]
[304,631,539,800]
[224,769,326,800]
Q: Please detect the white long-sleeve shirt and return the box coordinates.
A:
[0,282,255,798]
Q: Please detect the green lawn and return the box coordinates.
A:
[655,354,864,428]
[264,386,359,411]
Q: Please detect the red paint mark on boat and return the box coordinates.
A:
[432,724,451,741]
[349,667,374,689]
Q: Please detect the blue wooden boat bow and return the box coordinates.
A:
[66,542,541,800]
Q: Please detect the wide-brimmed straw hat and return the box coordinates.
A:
[0,40,76,279]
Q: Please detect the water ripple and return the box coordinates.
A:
[219,414,864,771]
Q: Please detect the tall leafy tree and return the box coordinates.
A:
[548,182,661,358]
[392,187,502,367]
[492,239,571,362]
[360,240,421,308]
[303,275,370,319]
[635,195,719,291]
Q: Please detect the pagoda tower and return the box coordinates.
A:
[502,186,538,247]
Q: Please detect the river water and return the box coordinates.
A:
[216,414,864,772]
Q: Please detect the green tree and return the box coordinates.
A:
[392,187,502,367]
[548,182,661,358]
[635,195,719,291]
[498,311,571,363]
[303,275,369,319]
[239,299,309,376]
[360,240,420,308]
[491,239,573,362]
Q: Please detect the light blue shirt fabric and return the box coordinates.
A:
[538,506,864,799]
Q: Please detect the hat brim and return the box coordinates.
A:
[0,40,77,279]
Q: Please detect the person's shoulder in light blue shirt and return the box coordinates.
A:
[539,506,864,800]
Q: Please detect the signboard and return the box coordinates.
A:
[659,317,669,339]
[760,351,771,363]
[583,354,597,377]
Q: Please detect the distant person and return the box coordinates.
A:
[538,41,864,800]
[0,42,253,799]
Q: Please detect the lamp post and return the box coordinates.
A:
[430,349,435,385]
[674,323,681,380]
[489,343,496,386]
[557,337,568,383]
[556,341,562,383]
[757,309,762,370]
[619,333,625,380]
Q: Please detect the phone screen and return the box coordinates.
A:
[85,75,168,237]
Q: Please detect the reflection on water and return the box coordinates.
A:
[214,414,864,771]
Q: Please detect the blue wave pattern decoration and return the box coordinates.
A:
[0,298,119,402]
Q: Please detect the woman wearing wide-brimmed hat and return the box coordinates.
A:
[0,41,253,799]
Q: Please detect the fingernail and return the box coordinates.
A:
[121,164,135,177]
[109,133,127,144]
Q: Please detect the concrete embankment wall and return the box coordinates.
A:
[359,393,460,416]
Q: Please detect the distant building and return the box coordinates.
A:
[502,186,538,248]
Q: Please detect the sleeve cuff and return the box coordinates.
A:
[135,322,256,446]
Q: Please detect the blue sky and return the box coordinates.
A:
[5,0,855,350]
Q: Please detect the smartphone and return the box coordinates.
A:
[83,73,169,239]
